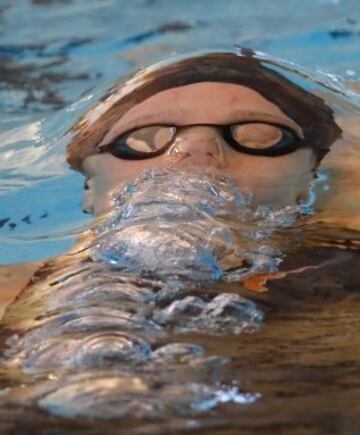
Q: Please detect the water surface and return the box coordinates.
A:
[0,1,359,434]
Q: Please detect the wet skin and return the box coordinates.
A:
[81,82,315,217]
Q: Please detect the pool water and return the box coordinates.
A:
[0,1,359,434]
[0,0,360,263]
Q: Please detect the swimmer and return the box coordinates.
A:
[0,50,342,318]
[68,51,340,216]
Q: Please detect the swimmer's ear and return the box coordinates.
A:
[82,177,95,215]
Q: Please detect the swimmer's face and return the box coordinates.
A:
[82,82,315,216]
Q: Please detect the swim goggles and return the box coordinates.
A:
[99,121,303,160]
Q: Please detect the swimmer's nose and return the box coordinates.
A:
[167,126,224,159]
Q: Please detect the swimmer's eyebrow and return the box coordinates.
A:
[99,109,304,146]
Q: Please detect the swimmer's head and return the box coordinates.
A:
[67,49,341,216]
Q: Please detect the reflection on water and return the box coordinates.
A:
[1,167,359,433]
[1,171,270,420]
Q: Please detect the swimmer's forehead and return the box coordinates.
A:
[100,82,303,145]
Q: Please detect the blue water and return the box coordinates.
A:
[0,0,359,262]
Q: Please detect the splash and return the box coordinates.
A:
[92,168,298,280]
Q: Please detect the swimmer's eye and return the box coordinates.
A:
[101,125,177,160]
[228,122,300,156]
